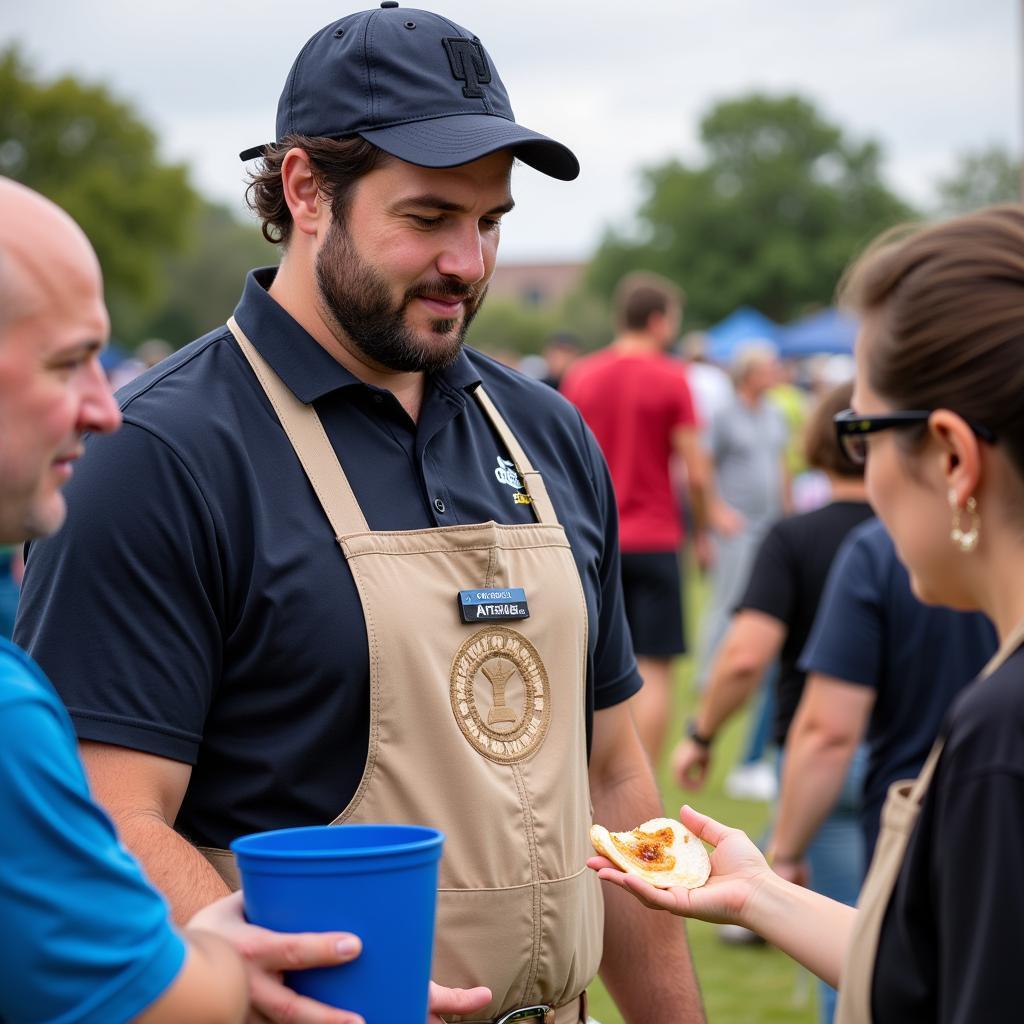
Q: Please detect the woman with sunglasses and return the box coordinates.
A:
[590,204,1024,1023]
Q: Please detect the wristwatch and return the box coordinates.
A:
[684,718,713,748]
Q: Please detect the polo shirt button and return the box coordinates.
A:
[372,394,384,403]
[434,498,446,514]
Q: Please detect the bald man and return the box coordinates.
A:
[0,178,490,1024]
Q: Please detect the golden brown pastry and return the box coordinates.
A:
[590,816,711,889]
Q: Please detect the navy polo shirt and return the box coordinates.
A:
[15,269,641,849]
[798,519,996,856]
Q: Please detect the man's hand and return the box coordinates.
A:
[710,502,744,538]
[768,855,809,888]
[671,738,712,791]
[428,981,492,1023]
[692,530,715,573]
[188,892,365,1024]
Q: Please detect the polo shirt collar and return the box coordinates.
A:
[232,268,482,404]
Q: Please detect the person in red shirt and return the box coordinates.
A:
[562,272,712,764]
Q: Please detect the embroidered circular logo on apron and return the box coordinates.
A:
[450,626,551,764]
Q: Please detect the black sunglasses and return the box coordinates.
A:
[833,408,997,465]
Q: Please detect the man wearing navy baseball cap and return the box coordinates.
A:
[16,6,704,1022]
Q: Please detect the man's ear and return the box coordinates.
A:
[280,148,323,239]
[929,409,981,505]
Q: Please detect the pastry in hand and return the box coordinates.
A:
[590,816,711,889]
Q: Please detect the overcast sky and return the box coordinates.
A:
[4,0,1018,261]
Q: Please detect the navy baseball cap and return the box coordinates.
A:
[240,3,579,181]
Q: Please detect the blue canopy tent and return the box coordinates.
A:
[704,307,781,364]
[99,343,130,372]
[778,308,858,358]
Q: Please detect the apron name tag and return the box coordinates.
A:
[458,587,530,623]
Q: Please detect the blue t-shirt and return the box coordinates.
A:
[15,268,641,849]
[798,519,997,856]
[0,638,185,1023]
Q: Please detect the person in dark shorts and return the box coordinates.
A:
[619,550,686,658]
[563,271,711,764]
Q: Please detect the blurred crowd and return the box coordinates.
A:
[531,269,994,1024]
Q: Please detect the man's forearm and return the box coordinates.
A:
[675,430,711,534]
[697,660,761,739]
[772,729,856,860]
[594,768,705,1023]
[116,811,232,923]
[687,477,710,535]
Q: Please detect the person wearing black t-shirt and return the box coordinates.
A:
[591,206,1024,1024]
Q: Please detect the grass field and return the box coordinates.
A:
[584,574,819,1024]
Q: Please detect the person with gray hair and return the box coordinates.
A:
[697,341,788,681]
[694,340,789,797]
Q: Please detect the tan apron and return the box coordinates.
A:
[200,319,603,1022]
[836,618,1024,1023]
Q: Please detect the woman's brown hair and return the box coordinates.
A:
[245,134,387,245]
[839,204,1024,478]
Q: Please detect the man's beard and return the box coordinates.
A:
[315,219,486,374]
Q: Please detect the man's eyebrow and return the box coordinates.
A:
[395,194,516,216]
[47,339,104,361]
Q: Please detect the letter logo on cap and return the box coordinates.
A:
[443,37,491,98]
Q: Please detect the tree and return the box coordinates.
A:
[935,145,1020,215]
[466,286,612,358]
[0,46,199,336]
[587,94,916,325]
[138,203,277,347]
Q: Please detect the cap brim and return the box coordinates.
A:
[358,113,579,181]
[239,144,269,161]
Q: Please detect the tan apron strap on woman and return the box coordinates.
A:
[227,316,370,537]
[474,387,556,526]
[837,618,1024,1023]
[836,740,944,1023]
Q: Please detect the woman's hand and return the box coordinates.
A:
[587,805,773,927]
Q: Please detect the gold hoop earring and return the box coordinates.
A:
[949,490,979,553]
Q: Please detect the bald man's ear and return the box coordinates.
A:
[280,149,323,239]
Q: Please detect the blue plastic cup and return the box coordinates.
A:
[231,823,444,1022]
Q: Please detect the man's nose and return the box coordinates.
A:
[436,224,487,284]
[78,360,122,435]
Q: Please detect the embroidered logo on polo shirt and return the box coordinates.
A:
[494,457,533,505]
[450,626,551,764]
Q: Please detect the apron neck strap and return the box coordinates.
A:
[228,316,369,537]
[473,387,557,526]
[980,616,1024,681]
[908,738,945,803]
[227,318,560,534]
